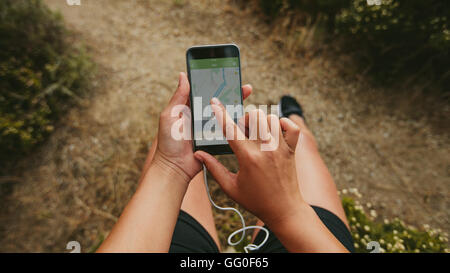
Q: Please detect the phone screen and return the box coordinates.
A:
[187,46,243,154]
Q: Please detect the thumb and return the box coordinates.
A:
[194,151,237,196]
[168,72,190,107]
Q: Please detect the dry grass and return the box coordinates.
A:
[0,0,448,252]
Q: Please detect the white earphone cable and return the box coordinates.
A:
[202,164,269,253]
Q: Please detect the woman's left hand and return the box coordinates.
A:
[152,72,252,182]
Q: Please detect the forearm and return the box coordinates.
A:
[97,154,189,253]
[269,202,349,253]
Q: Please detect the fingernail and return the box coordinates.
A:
[194,153,203,162]
[211,104,220,115]
[211,97,220,105]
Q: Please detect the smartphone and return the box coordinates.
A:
[186,44,243,155]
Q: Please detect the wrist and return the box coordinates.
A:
[266,200,310,234]
[144,150,191,186]
[266,201,348,252]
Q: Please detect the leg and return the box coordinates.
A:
[139,138,221,250]
[289,114,349,228]
[180,172,221,250]
[252,114,349,242]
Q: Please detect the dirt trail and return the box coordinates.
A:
[0,0,448,252]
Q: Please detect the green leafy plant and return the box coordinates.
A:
[341,188,449,253]
[258,0,284,18]
[255,0,450,91]
[0,0,94,167]
[334,0,449,89]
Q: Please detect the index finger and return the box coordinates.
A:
[210,97,249,152]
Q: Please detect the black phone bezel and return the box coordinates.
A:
[186,44,243,155]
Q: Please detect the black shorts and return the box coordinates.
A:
[169,206,355,253]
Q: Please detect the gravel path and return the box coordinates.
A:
[0,0,448,252]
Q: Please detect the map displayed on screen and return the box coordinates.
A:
[190,57,242,146]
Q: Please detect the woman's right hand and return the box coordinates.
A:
[194,97,306,228]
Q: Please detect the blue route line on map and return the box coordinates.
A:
[212,68,226,98]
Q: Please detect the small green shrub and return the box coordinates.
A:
[0,0,93,166]
[341,188,449,253]
[256,0,450,91]
[334,0,449,89]
[227,187,449,253]
[258,0,284,18]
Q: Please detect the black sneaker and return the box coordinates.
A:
[278,95,306,121]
